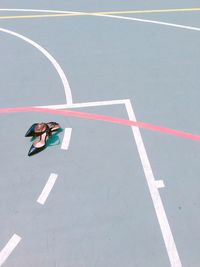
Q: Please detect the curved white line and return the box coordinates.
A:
[96,14,200,32]
[1,8,200,32]
[0,27,73,104]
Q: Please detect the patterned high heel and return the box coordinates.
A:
[25,122,60,137]
[28,123,51,156]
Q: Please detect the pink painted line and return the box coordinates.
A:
[0,106,200,142]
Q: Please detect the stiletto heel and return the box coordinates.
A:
[28,123,50,156]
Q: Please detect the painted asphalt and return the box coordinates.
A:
[0,1,200,266]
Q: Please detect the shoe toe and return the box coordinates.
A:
[25,123,38,137]
[28,144,45,156]
[28,145,37,156]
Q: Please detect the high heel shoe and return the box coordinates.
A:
[25,122,60,137]
[28,123,51,156]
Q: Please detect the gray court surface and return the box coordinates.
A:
[0,1,200,266]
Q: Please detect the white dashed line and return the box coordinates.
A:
[0,234,21,266]
[61,128,72,150]
[37,173,58,205]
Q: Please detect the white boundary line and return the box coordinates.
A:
[61,128,72,150]
[96,13,200,32]
[125,99,181,267]
[0,27,73,105]
[0,9,78,14]
[0,234,21,266]
[37,173,58,205]
[37,99,127,109]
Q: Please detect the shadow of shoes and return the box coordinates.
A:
[46,128,64,147]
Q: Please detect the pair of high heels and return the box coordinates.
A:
[25,122,61,156]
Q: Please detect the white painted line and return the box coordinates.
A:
[0,234,21,266]
[0,27,72,105]
[0,9,81,14]
[155,180,165,189]
[1,9,200,33]
[61,128,72,150]
[37,99,127,109]
[37,173,58,205]
[37,97,180,265]
[96,13,200,32]
[125,99,182,267]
